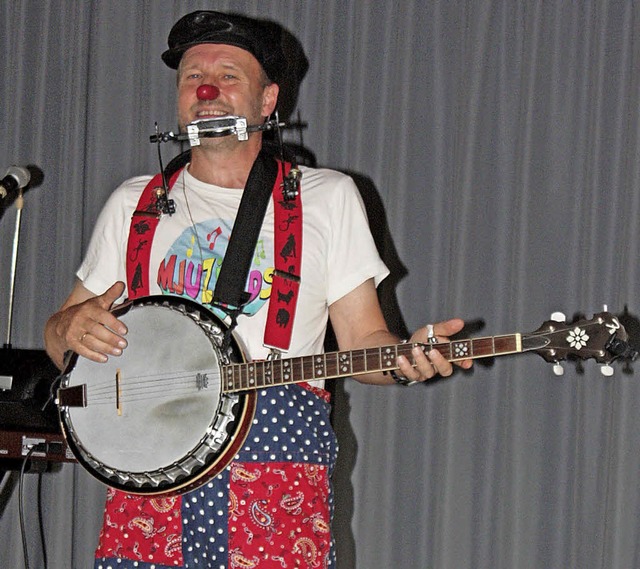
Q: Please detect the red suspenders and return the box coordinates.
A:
[126,170,182,300]
[264,162,302,351]
[125,162,302,351]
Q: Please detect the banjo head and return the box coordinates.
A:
[58,296,254,496]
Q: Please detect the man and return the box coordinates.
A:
[45,10,471,568]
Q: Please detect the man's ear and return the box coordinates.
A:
[261,83,280,117]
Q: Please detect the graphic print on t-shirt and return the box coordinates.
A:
[156,219,274,318]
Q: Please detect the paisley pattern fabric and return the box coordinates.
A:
[228,461,332,568]
[94,383,337,569]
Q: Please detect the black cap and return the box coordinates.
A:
[162,10,286,83]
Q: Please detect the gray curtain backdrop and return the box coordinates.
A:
[1,1,639,568]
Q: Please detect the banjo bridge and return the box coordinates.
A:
[115,368,122,416]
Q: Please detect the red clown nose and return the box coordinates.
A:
[196,84,220,100]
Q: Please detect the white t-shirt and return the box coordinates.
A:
[78,165,389,373]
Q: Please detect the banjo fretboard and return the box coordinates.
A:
[221,334,522,392]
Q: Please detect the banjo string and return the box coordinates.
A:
[77,369,220,406]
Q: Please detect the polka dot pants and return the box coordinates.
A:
[94,384,338,568]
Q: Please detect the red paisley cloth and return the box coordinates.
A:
[229,461,331,569]
[95,489,184,565]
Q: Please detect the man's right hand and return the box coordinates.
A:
[44,281,128,370]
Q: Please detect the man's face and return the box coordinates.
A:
[177,43,278,138]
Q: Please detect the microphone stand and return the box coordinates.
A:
[4,189,24,350]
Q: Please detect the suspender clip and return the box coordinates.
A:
[273,269,300,283]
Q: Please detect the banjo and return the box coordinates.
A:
[57,295,635,497]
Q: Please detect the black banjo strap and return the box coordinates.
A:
[212,148,278,310]
[128,146,302,351]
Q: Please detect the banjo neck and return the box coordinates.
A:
[221,334,522,392]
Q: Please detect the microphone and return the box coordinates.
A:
[0,166,31,200]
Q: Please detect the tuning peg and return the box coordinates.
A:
[553,363,564,376]
[600,364,614,377]
[550,312,566,322]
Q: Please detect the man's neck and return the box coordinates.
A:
[187,136,262,189]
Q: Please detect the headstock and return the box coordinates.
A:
[522,310,637,376]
